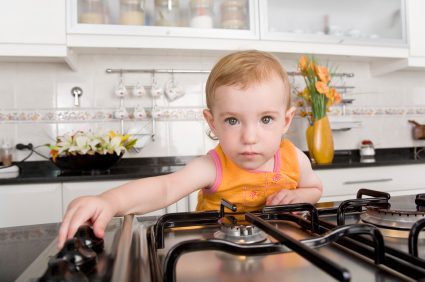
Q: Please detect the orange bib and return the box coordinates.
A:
[196,139,300,212]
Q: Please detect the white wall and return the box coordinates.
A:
[1,51,425,162]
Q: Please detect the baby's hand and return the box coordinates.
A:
[266,189,300,206]
[57,195,115,249]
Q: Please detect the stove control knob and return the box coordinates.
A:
[38,258,89,282]
[56,238,97,274]
[74,225,104,253]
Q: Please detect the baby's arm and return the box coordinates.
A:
[57,155,216,248]
[266,147,323,205]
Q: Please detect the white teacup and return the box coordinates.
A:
[132,82,146,97]
[133,106,147,119]
[150,82,163,98]
[114,107,129,119]
[164,79,185,101]
[115,83,128,98]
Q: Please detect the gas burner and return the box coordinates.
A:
[214,224,267,244]
[361,206,425,238]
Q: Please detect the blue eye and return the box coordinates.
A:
[262,116,273,124]
[225,117,238,125]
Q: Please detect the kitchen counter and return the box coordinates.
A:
[313,146,425,169]
[0,147,424,185]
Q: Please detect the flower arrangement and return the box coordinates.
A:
[297,55,341,123]
[48,131,137,161]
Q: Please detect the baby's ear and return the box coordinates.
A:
[203,109,216,131]
[282,106,296,133]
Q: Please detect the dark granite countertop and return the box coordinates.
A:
[1,147,425,185]
[312,147,425,170]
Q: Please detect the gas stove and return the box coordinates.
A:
[16,189,425,282]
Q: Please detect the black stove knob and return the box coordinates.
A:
[56,238,97,274]
[74,225,104,253]
[38,258,89,282]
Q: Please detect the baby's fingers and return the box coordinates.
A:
[92,210,113,239]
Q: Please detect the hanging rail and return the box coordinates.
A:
[106,68,210,74]
[288,71,354,78]
[105,68,354,77]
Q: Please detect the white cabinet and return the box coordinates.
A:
[62,180,197,217]
[0,0,74,68]
[67,0,259,49]
[370,0,425,72]
[316,164,425,202]
[0,183,62,228]
[65,0,411,61]
[62,180,129,215]
[406,0,425,57]
[403,0,425,68]
[259,0,408,58]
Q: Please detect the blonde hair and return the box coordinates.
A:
[206,50,291,110]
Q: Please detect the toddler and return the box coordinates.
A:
[57,50,322,248]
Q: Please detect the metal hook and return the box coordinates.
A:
[119,69,124,85]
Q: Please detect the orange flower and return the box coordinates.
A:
[315,81,329,95]
[326,88,341,108]
[298,55,309,74]
[297,54,339,121]
[334,91,341,104]
[50,149,59,161]
[315,65,330,84]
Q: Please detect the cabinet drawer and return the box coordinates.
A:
[316,164,425,202]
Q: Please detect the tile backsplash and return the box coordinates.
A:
[1,52,425,162]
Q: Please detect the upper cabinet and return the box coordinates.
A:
[404,0,425,68]
[370,0,425,74]
[67,0,410,60]
[0,0,74,67]
[67,0,260,49]
[2,0,423,70]
[259,0,408,58]
[261,0,406,47]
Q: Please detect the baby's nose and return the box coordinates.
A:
[241,125,258,144]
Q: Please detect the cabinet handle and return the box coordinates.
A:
[343,178,393,185]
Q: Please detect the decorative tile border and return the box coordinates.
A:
[0,107,205,123]
[1,106,425,124]
[297,106,425,117]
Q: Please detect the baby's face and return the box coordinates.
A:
[204,74,295,171]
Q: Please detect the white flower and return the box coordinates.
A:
[48,130,137,159]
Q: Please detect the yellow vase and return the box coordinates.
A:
[312,116,334,164]
[306,125,315,161]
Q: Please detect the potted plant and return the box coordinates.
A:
[47,131,137,171]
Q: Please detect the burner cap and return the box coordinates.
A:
[214,225,267,244]
[361,206,425,230]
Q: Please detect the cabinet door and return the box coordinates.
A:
[316,164,425,202]
[0,184,62,228]
[406,0,425,57]
[260,0,406,47]
[0,0,66,45]
[62,180,167,216]
[67,0,259,48]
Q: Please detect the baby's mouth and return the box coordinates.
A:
[240,152,259,157]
